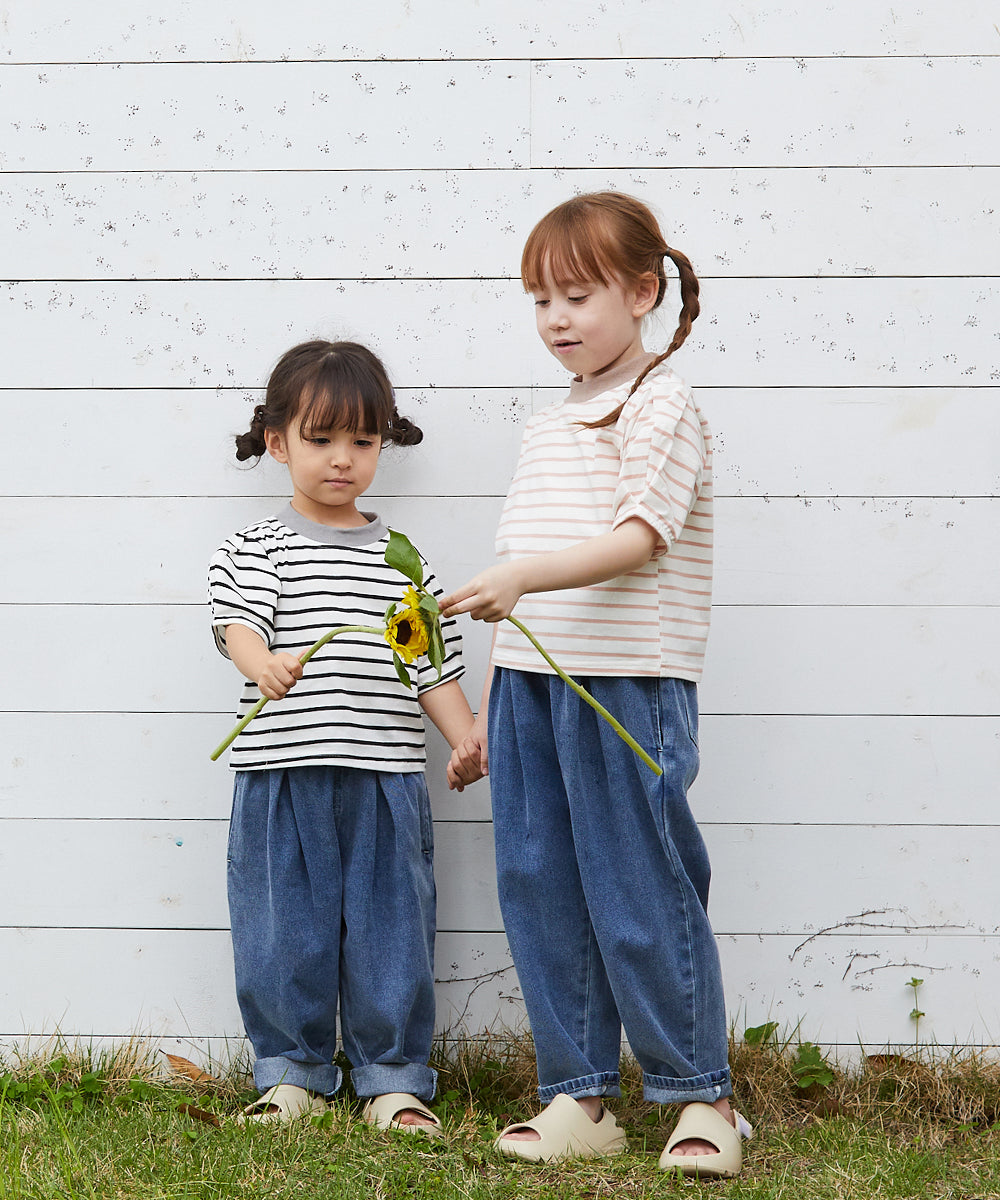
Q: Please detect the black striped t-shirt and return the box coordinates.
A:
[208,505,464,772]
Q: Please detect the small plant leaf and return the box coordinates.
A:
[392,650,413,690]
[426,621,446,677]
[385,529,424,588]
[744,1021,779,1046]
[418,592,440,615]
[792,1042,835,1090]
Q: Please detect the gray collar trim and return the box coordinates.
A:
[277,503,388,546]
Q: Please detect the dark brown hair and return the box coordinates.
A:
[521,192,700,428]
[234,340,422,461]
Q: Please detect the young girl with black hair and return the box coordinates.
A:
[210,339,475,1131]
[442,195,751,1176]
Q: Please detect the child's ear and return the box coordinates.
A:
[264,427,289,463]
[631,273,659,318]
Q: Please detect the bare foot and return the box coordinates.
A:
[503,1095,603,1142]
[669,1098,734,1156]
[394,1107,438,1128]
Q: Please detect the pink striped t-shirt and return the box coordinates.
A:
[491,354,713,680]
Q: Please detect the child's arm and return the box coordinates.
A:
[439,517,658,623]
[224,623,303,700]
[418,679,485,792]
[446,626,494,788]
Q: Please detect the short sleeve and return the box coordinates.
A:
[610,378,707,557]
[207,532,280,658]
[415,565,465,694]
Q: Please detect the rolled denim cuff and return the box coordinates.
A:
[351,1062,438,1104]
[538,1071,621,1103]
[643,1066,732,1105]
[253,1055,342,1098]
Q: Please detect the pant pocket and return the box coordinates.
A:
[415,774,434,858]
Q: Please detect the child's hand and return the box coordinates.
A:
[446,726,488,792]
[439,565,523,623]
[257,652,304,700]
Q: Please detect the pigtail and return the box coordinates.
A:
[387,410,424,447]
[584,244,701,431]
[235,403,269,461]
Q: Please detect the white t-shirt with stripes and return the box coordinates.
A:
[209,505,464,772]
[491,355,713,681]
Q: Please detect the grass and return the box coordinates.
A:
[2,1031,1000,1199]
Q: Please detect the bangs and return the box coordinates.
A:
[291,356,394,439]
[296,384,376,437]
[520,205,621,292]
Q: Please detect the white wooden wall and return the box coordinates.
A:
[2,2,999,1065]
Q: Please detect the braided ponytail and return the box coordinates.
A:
[586,244,701,430]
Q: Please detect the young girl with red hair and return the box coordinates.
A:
[442,194,750,1177]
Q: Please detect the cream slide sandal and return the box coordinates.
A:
[658,1101,753,1178]
[237,1083,328,1125]
[361,1092,443,1138]
[495,1093,627,1163]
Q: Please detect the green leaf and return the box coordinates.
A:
[792,1042,835,1090]
[427,621,445,678]
[392,651,413,690]
[385,601,397,623]
[385,529,424,587]
[418,591,440,615]
[744,1021,779,1046]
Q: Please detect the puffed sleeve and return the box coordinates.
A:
[610,376,707,557]
[207,530,280,657]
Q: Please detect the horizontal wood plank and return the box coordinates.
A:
[2,820,997,939]
[9,714,996,828]
[1,388,529,498]
[4,496,996,605]
[2,0,994,62]
[3,388,997,499]
[2,928,998,1049]
[0,62,530,172]
[532,58,1000,168]
[6,168,999,281]
[700,606,1000,717]
[3,604,994,716]
[4,279,999,388]
[3,59,995,174]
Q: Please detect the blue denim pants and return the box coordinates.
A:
[489,668,731,1105]
[227,765,437,1101]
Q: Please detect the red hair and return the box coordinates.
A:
[521,192,700,428]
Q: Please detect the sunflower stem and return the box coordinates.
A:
[505,615,663,777]
[209,625,382,761]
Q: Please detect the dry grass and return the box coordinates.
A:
[433,1026,1000,1143]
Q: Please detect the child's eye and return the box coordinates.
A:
[355,438,375,448]
[533,298,549,308]
[308,436,330,445]
[568,294,588,303]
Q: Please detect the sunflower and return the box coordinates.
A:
[384,593,430,664]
